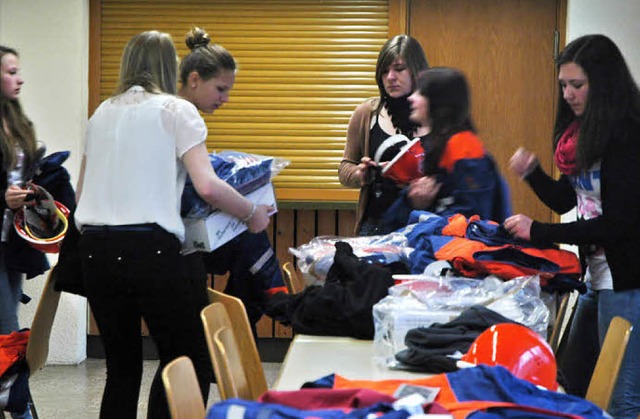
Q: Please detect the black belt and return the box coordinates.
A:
[82,223,158,234]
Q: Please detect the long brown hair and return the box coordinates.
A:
[554,34,640,171]
[0,45,37,173]
[115,31,178,95]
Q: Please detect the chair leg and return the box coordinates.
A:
[29,394,38,419]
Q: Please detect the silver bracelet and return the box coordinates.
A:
[241,202,257,223]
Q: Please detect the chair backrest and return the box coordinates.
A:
[585,315,633,410]
[201,302,233,400]
[206,288,267,399]
[282,261,303,295]
[26,269,62,376]
[161,356,205,419]
[213,326,252,400]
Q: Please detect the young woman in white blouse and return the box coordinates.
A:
[74,30,272,419]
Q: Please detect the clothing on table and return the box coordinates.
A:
[394,305,518,373]
[265,241,394,339]
[399,213,582,291]
[330,365,607,419]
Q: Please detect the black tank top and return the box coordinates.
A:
[362,116,402,222]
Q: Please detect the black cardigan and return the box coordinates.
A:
[527,119,640,291]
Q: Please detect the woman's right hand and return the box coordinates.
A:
[356,157,378,186]
[246,204,273,233]
[407,176,441,209]
[510,147,538,179]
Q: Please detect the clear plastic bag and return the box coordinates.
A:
[373,274,550,367]
[181,151,289,219]
[289,233,413,286]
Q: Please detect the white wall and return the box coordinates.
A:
[0,0,89,364]
[566,0,640,81]
[1,0,639,365]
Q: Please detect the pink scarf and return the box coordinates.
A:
[554,121,580,175]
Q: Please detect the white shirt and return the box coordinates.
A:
[75,86,206,242]
[570,161,613,290]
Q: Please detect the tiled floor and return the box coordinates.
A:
[28,358,282,418]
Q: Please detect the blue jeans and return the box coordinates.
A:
[558,285,640,418]
[0,252,23,335]
[9,405,33,419]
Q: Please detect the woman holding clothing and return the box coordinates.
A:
[74,31,272,418]
[178,27,285,334]
[1,44,39,419]
[505,34,640,418]
[339,35,429,236]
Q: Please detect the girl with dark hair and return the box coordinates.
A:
[505,34,640,418]
[339,35,430,235]
[400,67,507,225]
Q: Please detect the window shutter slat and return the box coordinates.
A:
[100,0,388,202]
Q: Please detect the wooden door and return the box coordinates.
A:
[408,0,564,222]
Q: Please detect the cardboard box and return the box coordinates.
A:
[183,183,277,253]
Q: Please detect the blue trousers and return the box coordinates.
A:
[558,285,640,418]
[0,254,22,335]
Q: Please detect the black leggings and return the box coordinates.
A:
[79,225,212,419]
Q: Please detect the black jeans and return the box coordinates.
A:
[79,225,212,419]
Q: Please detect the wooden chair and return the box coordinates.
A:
[585,316,633,411]
[206,288,267,399]
[161,356,205,419]
[212,326,252,400]
[26,270,62,380]
[282,261,304,295]
[548,292,572,353]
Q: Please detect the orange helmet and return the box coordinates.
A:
[374,134,425,185]
[13,185,70,254]
[461,323,558,391]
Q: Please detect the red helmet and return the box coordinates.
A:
[374,134,424,185]
[461,323,558,391]
[13,185,70,254]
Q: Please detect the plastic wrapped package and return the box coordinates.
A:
[181,150,289,219]
[289,233,413,286]
[372,274,550,367]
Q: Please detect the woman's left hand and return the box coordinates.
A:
[4,185,35,210]
[246,204,273,233]
[504,214,533,241]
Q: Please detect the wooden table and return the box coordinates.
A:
[274,334,430,391]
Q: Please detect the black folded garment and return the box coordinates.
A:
[395,305,518,373]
